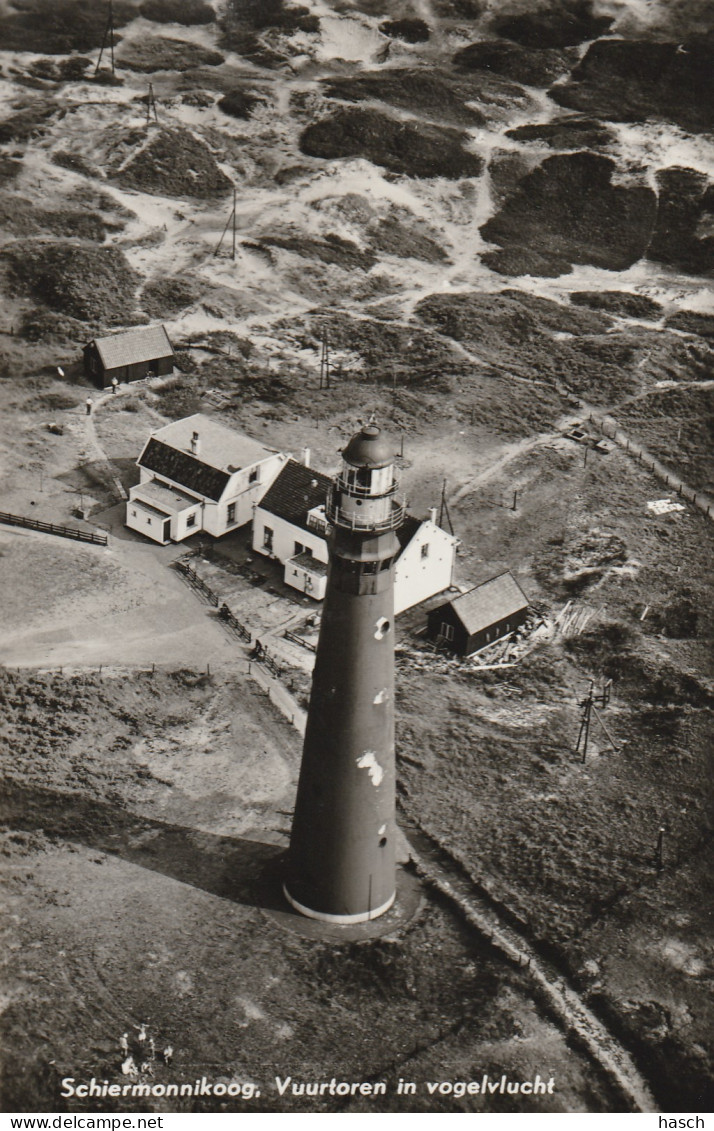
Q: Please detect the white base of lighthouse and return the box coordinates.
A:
[283,883,396,924]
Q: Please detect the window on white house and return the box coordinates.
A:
[441,622,454,642]
[186,513,196,528]
[263,526,273,551]
[227,502,236,525]
[421,543,430,559]
[147,518,152,525]
[131,509,136,517]
[294,541,305,556]
[249,468,259,483]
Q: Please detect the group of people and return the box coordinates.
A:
[119,1023,173,1078]
[86,378,120,414]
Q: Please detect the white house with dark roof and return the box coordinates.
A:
[252,458,332,598]
[253,457,459,610]
[126,414,287,544]
[83,325,175,388]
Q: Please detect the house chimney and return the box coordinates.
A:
[302,447,311,468]
[190,431,200,456]
[429,507,438,525]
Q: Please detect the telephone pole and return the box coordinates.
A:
[146,82,159,126]
[576,679,618,762]
[319,328,330,390]
[94,0,115,78]
[438,478,454,535]
[214,187,238,259]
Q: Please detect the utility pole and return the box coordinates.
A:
[576,682,594,763]
[439,478,454,536]
[655,826,667,870]
[214,187,237,259]
[319,328,330,390]
[576,679,618,762]
[232,186,237,260]
[146,82,159,126]
[94,0,115,78]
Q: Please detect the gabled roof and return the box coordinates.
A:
[448,572,528,636]
[140,439,230,501]
[396,514,421,551]
[138,414,276,502]
[87,325,174,369]
[258,459,332,533]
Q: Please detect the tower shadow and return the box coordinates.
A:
[1,780,288,912]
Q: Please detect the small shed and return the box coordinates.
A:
[83,324,175,387]
[428,571,529,656]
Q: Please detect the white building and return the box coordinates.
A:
[126,414,287,545]
[252,458,332,599]
[253,457,458,611]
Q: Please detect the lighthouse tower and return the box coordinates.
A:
[284,423,404,923]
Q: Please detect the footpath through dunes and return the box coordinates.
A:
[403,821,658,1114]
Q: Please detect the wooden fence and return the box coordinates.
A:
[587,415,714,520]
[285,628,317,653]
[219,602,251,643]
[174,560,219,606]
[0,511,107,545]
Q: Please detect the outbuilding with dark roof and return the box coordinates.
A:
[428,571,529,656]
[83,325,175,387]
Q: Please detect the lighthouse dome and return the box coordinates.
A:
[342,423,393,470]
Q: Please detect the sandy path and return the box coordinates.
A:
[0,524,239,668]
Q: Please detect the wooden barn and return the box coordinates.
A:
[428,571,529,656]
[83,325,175,388]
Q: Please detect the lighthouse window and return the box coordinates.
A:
[379,836,388,848]
[375,617,390,639]
[421,543,430,559]
[356,467,371,489]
